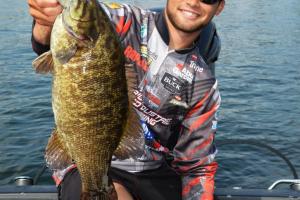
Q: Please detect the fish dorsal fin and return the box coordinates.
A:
[32,51,54,74]
[45,128,73,170]
[114,64,145,159]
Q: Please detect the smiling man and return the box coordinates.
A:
[28,0,225,199]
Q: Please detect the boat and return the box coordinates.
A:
[0,182,300,200]
[1,139,299,200]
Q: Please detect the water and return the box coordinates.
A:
[0,0,299,190]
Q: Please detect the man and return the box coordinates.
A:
[28,0,225,199]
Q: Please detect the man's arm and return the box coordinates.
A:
[28,0,62,54]
[172,81,221,200]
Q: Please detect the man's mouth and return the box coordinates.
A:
[180,9,200,19]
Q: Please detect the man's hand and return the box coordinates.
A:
[28,0,62,44]
[28,0,62,26]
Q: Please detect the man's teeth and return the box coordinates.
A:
[182,10,197,17]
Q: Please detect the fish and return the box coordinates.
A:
[32,0,140,199]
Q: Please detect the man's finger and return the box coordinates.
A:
[35,19,54,26]
[42,6,62,16]
[35,0,60,8]
[28,0,40,10]
[28,0,62,18]
[29,8,56,26]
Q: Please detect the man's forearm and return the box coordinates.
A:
[33,22,52,45]
[31,21,51,55]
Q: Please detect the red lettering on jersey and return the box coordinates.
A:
[124,45,148,71]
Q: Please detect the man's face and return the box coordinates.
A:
[165,0,224,33]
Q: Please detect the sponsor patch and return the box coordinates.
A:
[161,73,184,94]
[212,120,217,130]
[189,60,203,73]
[173,67,194,84]
[176,63,184,71]
[105,2,122,9]
[169,99,188,109]
[141,45,148,58]
[133,90,171,126]
[145,91,161,107]
[191,54,198,61]
[141,24,148,39]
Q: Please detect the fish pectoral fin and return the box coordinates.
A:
[45,128,73,170]
[32,51,54,74]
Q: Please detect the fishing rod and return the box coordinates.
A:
[216,139,298,180]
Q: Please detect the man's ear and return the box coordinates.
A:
[215,0,225,16]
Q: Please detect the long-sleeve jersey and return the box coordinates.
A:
[31,2,222,200]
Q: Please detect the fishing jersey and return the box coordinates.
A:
[31,2,221,200]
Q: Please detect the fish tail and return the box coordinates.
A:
[45,128,73,170]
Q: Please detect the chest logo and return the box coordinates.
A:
[189,60,204,73]
[161,73,184,94]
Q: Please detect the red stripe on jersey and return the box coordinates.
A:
[121,19,132,35]
[189,103,218,133]
[200,162,217,200]
[116,16,125,34]
[186,91,210,118]
[174,156,209,173]
[174,134,214,163]
[182,177,201,196]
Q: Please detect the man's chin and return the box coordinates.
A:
[173,23,204,34]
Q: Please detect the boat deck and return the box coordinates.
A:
[1,185,300,200]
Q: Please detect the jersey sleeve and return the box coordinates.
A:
[171,80,221,200]
[99,2,142,42]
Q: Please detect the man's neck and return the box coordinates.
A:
[168,28,200,50]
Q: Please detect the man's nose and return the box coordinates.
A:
[186,0,200,7]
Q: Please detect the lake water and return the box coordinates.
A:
[0,0,299,189]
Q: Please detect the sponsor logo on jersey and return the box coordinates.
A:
[147,50,158,65]
[191,54,198,61]
[169,99,189,109]
[105,2,123,9]
[141,120,170,153]
[133,90,171,126]
[161,73,184,94]
[141,45,148,58]
[176,63,184,71]
[145,91,161,106]
[141,24,148,39]
[173,66,194,84]
[141,120,154,140]
[189,60,203,73]
[124,45,148,71]
[175,95,182,101]
[212,120,217,130]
